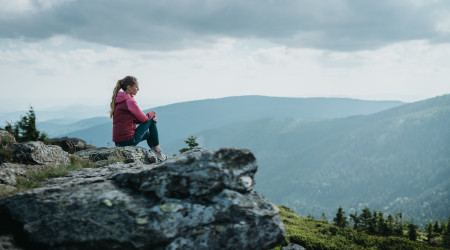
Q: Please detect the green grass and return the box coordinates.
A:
[271,206,444,250]
[0,156,94,198]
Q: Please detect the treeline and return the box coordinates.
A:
[331,206,450,247]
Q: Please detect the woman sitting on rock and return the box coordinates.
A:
[110,75,167,161]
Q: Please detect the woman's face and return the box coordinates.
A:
[127,83,139,96]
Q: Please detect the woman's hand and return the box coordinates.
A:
[153,116,158,123]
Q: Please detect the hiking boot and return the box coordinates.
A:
[151,147,167,161]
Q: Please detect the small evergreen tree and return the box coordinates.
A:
[386,214,395,236]
[407,221,418,241]
[394,211,404,237]
[5,106,48,143]
[433,219,441,234]
[320,212,328,222]
[443,218,450,248]
[333,206,348,228]
[179,136,200,153]
[368,211,378,235]
[349,211,360,230]
[360,207,372,232]
[377,211,389,236]
[426,222,433,243]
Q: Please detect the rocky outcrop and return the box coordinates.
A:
[0,148,286,249]
[0,141,71,192]
[0,163,28,186]
[47,137,90,153]
[6,141,70,166]
[0,130,15,147]
[76,146,158,167]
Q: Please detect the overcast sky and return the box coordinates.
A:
[1,0,450,114]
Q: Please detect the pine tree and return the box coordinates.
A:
[360,207,372,232]
[368,211,378,235]
[407,221,418,241]
[349,211,360,230]
[333,206,348,228]
[320,212,328,223]
[5,106,47,143]
[394,211,404,237]
[179,136,200,153]
[426,222,433,243]
[377,211,389,236]
[443,218,450,248]
[433,219,441,234]
[386,214,395,236]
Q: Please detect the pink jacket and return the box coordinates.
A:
[112,92,155,143]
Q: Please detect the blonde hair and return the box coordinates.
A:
[109,76,138,119]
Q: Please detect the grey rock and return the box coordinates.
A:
[282,243,307,250]
[0,148,286,249]
[75,146,157,167]
[0,163,52,187]
[0,163,27,186]
[0,130,15,147]
[6,141,70,166]
[47,137,89,153]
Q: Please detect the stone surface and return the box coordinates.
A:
[47,137,89,153]
[0,148,286,249]
[75,146,158,167]
[0,130,15,147]
[281,243,307,250]
[0,163,28,186]
[6,141,70,166]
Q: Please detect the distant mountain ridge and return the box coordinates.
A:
[180,94,450,226]
[0,104,108,127]
[61,95,404,147]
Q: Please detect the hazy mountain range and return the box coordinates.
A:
[37,96,404,147]
[167,95,450,226]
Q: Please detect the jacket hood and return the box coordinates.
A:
[116,92,133,103]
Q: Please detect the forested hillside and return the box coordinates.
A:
[174,94,450,226]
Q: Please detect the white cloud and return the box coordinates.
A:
[1,36,449,114]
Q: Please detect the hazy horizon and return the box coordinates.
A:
[0,94,412,115]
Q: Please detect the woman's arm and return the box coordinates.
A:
[126,98,150,123]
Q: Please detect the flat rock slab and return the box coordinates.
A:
[0,148,286,250]
[76,146,157,167]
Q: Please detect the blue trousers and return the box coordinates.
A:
[115,119,159,148]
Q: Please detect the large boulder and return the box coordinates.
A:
[0,130,15,147]
[0,148,286,249]
[76,146,158,167]
[6,141,70,166]
[47,137,90,153]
